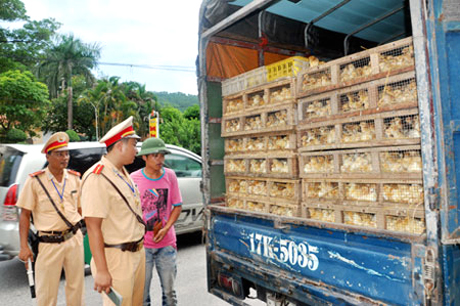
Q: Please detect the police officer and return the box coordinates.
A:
[81,116,145,306]
[17,132,84,306]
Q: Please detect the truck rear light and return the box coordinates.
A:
[4,183,18,206]
[2,184,19,221]
[217,272,243,298]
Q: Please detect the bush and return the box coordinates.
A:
[66,130,80,142]
[5,128,27,143]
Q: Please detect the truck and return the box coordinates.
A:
[197,0,460,305]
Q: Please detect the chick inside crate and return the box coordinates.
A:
[227,197,245,210]
[227,177,268,197]
[225,158,247,174]
[301,154,335,175]
[225,138,245,153]
[223,117,242,134]
[244,114,264,131]
[225,197,268,213]
[301,146,423,178]
[268,132,296,151]
[301,96,332,120]
[303,178,424,206]
[378,77,417,107]
[339,57,372,83]
[380,148,422,173]
[246,136,267,152]
[266,109,289,128]
[299,125,336,148]
[341,120,376,143]
[269,203,300,217]
[250,156,297,177]
[300,67,333,93]
[305,207,336,223]
[268,84,294,104]
[227,177,300,201]
[378,43,414,73]
[247,90,268,108]
[383,114,420,140]
[223,96,244,115]
[385,213,425,234]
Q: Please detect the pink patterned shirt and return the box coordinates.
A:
[131,167,182,249]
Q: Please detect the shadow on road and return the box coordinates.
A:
[177,231,205,250]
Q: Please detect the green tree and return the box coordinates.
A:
[0,0,26,22]
[160,106,183,122]
[1,1,61,73]
[5,128,27,143]
[37,33,101,129]
[121,81,158,138]
[183,104,200,120]
[0,70,50,136]
[43,75,97,139]
[160,116,201,155]
[158,106,201,155]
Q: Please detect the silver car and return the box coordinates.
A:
[0,142,203,261]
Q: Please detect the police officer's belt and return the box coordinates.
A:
[104,237,144,252]
[38,221,82,243]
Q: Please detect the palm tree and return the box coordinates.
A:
[37,34,101,129]
[121,81,157,137]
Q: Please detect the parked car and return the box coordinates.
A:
[0,141,203,262]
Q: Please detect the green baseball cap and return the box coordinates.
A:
[137,137,171,156]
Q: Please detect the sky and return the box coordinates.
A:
[20,0,203,95]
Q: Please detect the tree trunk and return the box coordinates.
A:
[67,86,73,130]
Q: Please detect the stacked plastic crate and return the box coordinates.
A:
[296,37,425,234]
[222,57,310,217]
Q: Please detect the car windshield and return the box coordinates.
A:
[0,146,24,187]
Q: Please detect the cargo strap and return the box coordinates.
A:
[104,237,144,252]
[99,173,147,231]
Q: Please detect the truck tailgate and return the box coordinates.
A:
[208,206,425,305]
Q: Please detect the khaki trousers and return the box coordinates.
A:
[91,247,146,306]
[35,230,85,306]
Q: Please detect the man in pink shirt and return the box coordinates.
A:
[131,138,182,306]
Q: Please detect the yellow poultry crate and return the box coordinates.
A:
[297,70,418,125]
[224,153,298,179]
[301,178,424,209]
[224,131,297,155]
[299,145,423,180]
[266,56,311,82]
[222,66,267,97]
[222,103,297,137]
[297,107,421,152]
[296,37,415,99]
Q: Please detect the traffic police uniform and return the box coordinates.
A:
[16,132,84,306]
[81,116,145,306]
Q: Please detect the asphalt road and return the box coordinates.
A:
[0,232,261,306]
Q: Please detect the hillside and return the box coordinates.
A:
[154,91,199,112]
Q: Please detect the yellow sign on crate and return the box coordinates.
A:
[266,56,310,82]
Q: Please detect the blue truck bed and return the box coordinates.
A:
[198,0,460,304]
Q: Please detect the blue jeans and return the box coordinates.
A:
[143,246,177,306]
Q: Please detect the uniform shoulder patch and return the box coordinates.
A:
[29,170,45,177]
[93,164,104,174]
[68,169,81,177]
